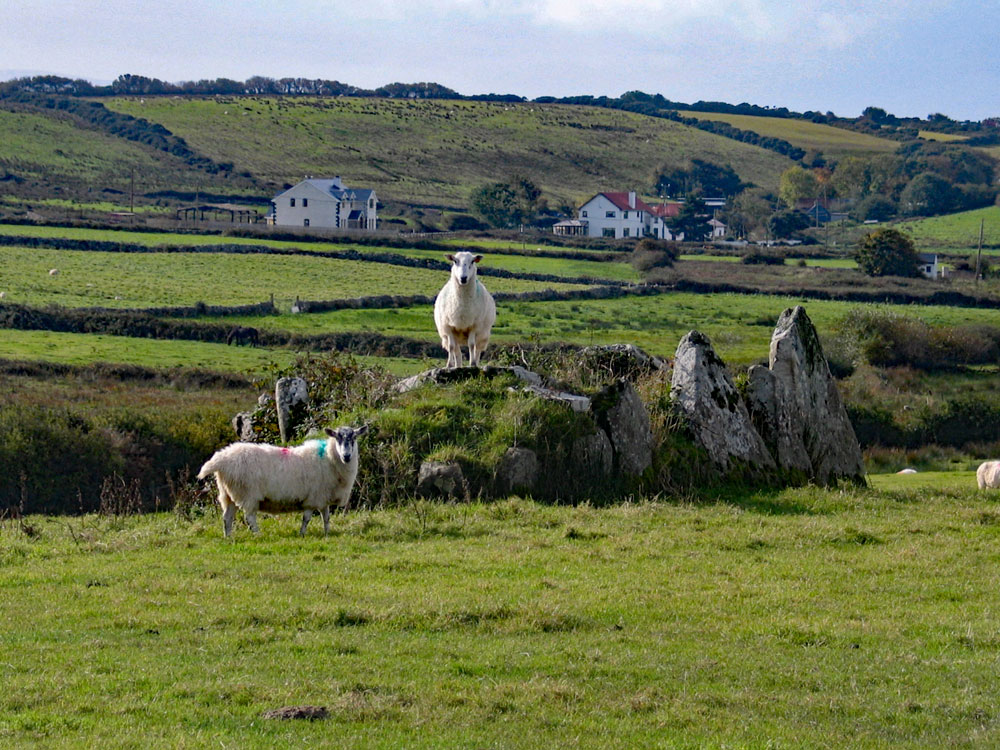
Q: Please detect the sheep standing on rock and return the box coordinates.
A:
[197,425,369,537]
[977,460,1000,489]
[434,251,496,368]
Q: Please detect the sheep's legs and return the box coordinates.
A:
[221,502,236,538]
[446,336,462,368]
[300,509,313,536]
[469,332,490,367]
[322,507,331,536]
[246,512,260,534]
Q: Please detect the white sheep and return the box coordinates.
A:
[433,251,496,368]
[977,460,1000,489]
[48,268,59,276]
[197,425,369,537]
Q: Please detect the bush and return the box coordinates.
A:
[445,214,487,231]
[740,251,785,265]
[854,228,920,277]
[851,194,897,222]
[631,238,677,272]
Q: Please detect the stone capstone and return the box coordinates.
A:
[275,376,309,443]
[393,365,542,394]
[670,331,776,472]
[417,461,466,498]
[581,343,667,381]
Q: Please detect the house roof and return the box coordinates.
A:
[648,202,682,218]
[599,192,655,212]
[917,253,937,263]
[554,219,588,227]
[274,178,376,202]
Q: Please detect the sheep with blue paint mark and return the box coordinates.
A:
[197,425,369,537]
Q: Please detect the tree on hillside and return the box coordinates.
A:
[851,194,897,222]
[855,228,920,277]
[724,188,775,239]
[653,159,747,198]
[778,165,820,208]
[899,172,956,216]
[469,175,543,228]
[668,195,712,242]
[767,209,810,239]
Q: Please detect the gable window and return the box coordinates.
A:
[623,211,629,219]
[290,198,296,207]
[302,198,308,207]
[581,210,588,218]
[605,210,616,218]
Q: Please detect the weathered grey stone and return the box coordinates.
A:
[570,429,614,478]
[750,306,865,486]
[581,343,667,380]
[393,365,542,394]
[745,364,812,475]
[275,376,309,443]
[232,412,255,441]
[417,461,466,498]
[595,380,654,477]
[496,447,539,495]
[523,384,592,412]
[670,331,776,471]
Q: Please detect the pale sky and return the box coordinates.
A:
[2,0,997,121]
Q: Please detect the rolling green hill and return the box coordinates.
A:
[895,205,1000,249]
[685,111,899,158]
[96,96,795,208]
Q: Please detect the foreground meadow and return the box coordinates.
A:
[3,484,1000,749]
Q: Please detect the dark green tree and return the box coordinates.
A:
[855,228,920,277]
[668,195,712,242]
[469,176,543,228]
[653,159,746,198]
[767,209,810,238]
[899,172,956,216]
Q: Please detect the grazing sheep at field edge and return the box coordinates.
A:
[197,425,369,537]
[434,252,496,368]
[48,269,59,276]
[977,460,1000,489]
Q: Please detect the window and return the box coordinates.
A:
[302,198,308,207]
[602,228,615,238]
[290,198,295,207]
[623,211,629,219]
[623,227,630,237]
[605,210,616,218]
[581,210,588,218]
[304,218,310,227]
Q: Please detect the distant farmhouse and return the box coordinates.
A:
[271,177,377,230]
[553,191,696,240]
[918,252,944,279]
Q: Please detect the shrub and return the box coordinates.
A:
[631,238,677,272]
[854,228,920,277]
[851,194,897,222]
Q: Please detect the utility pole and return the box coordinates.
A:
[975,218,985,282]
[129,167,134,215]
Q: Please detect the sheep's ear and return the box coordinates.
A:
[324,427,336,438]
[473,255,483,263]
[445,254,455,264]
[356,423,370,437]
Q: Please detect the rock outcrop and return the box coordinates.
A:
[595,380,654,477]
[670,331,776,472]
[275,376,309,443]
[746,306,865,485]
[417,461,466,499]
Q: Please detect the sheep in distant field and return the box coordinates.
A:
[48,269,59,276]
[197,425,369,537]
[977,460,1000,489]
[434,251,496,368]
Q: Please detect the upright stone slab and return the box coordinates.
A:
[750,306,865,485]
[595,380,654,477]
[670,331,775,472]
[275,376,309,443]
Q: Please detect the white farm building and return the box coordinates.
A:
[553,192,684,240]
[271,177,377,230]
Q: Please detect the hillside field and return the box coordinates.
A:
[99,97,795,207]
[895,205,1000,249]
[684,111,899,158]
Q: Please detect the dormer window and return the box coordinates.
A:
[290,198,296,207]
[302,198,308,207]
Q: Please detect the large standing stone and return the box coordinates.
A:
[417,461,466,499]
[670,331,775,472]
[748,306,865,486]
[496,447,539,495]
[275,376,309,443]
[570,429,614,478]
[594,380,654,477]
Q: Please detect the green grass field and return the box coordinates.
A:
[4,487,1000,748]
[685,112,899,157]
[895,205,1000,249]
[101,97,795,206]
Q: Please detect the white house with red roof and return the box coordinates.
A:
[564,192,684,240]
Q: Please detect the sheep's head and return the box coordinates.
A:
[445,252,483,287]
[324,424,369,464]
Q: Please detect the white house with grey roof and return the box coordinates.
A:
[271,177,377,230]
